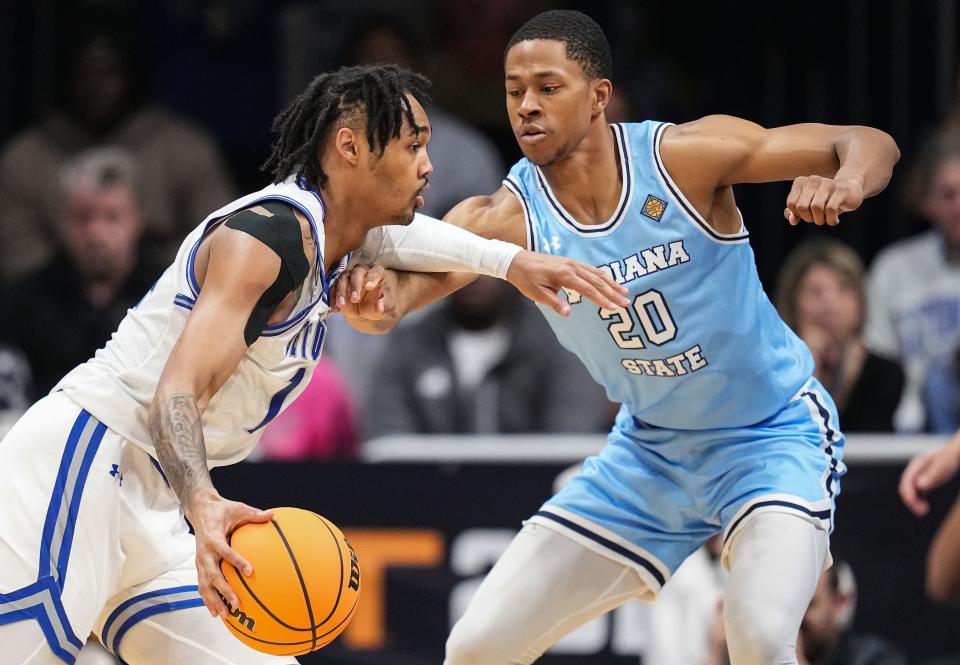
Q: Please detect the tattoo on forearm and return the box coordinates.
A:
[149,393,213,508]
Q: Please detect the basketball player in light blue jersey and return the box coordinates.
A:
[338,11,900,665]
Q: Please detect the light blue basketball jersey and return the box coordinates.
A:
[504,121,814,429]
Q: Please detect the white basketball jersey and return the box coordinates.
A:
[56,179,348,467]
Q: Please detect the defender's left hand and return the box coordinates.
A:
[506,251,629,316]
[784,176,864,226]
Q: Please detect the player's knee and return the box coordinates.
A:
[445,623,494,665]
[723,595,797,665]
[445,616,522,665]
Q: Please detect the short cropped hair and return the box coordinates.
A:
[505,10,613,80]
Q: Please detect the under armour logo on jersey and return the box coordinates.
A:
[548,235,562,251]
[641,194,668,222]
[110,464,123,486]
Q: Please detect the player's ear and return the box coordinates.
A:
[334,127,361,166]
[592,79,612,118]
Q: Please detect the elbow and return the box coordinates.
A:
[882,129,901,165]
[858,125,901,164]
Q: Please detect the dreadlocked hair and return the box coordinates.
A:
[262,64,431,187]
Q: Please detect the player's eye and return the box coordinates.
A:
[508,89,522,97]
[410,142,421,152]
[542,85,559,94]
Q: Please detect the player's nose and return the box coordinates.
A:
[519,92,542,116]
[420,152,434,178]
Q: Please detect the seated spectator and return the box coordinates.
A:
[366,276,613,438]
[865,130,960,431]
[798,562,908,665]
[923,345,960,433]
[249,359,359,461]
[777,239,903,432]
[0,345,32,439]
[0,147,165,395]
[0,11,233,280]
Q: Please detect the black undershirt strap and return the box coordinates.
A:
[224,201,310,345]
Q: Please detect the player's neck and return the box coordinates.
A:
[319,187,379,272]
[538,120,622,226]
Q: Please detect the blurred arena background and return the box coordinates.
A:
[2,1,960,663]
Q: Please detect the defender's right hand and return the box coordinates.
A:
[900,440,960,517]
[186,490,274,618]
[505,251,629,315]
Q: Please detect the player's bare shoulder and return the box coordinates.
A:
[443,185,528,248]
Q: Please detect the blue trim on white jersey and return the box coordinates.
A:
[246,367,307,433]
[183,193,330,332]
[0,409,106,664]
[311,321,326,360]
[531,124,634,237]
[101,585,203,656]
[651,122,750,244]
[173,292,195,311]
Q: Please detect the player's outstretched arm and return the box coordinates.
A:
[148,227,279,620]
[660,115,900,228]
[333,187,628,332]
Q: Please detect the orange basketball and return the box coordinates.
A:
[219,507,360,656]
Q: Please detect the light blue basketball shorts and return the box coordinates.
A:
[528,377,845,595]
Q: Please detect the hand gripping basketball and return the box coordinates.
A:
[186,491,274,620]
[218,507,361,656]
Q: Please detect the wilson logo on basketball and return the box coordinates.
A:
[347,540,361,591]
[231,607,256,632]
[217,591,257,632]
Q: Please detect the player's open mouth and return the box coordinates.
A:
[520,126,547,144]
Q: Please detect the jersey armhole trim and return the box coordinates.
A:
[503,177,538,252]
[184,194,341,339]
[652,122,750,244]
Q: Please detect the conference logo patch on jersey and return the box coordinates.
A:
[641,195,668,222]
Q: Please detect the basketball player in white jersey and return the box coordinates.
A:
[337,12,900,665]
[0,64,627,665]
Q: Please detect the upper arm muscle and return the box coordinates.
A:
[661,115,845,191]
[158,228,281,406]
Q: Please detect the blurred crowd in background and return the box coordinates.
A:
[3,1,960,663]
[4,0,960,444]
